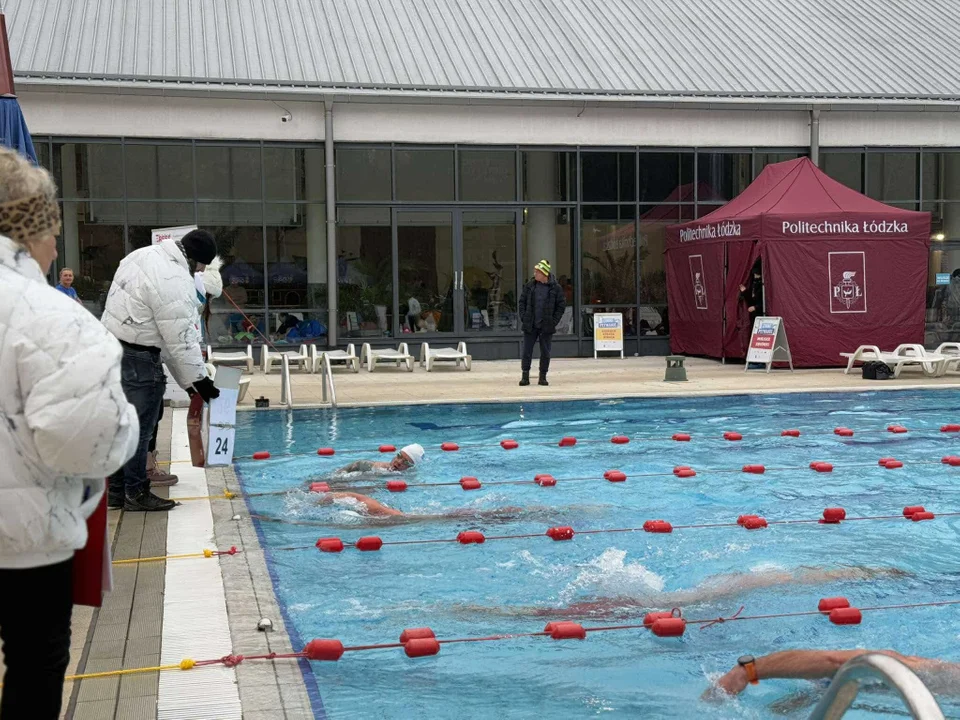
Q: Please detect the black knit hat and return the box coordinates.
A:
[180,229,217,265]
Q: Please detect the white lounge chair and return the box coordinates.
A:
[419,342,472,372]
[205,363,251,403]
[840,344,946,378]
[206,344,254,374]
[932,343,960,376]
[309,343,360,373]
[361,343,414,372]
[262,344,311,374]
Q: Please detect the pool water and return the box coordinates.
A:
[234,390,960,719]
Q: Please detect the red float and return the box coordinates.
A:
[818,597,850,612]
[742,464,766,474]
[949,457,960,467]
[643,611,674,628]
[672,433,691,442]
[743,516,768,530]
[317,448,335,456]
[386,480,407,492]
[941,424,960,433]
[883,459,904,469]
[355,536,383,551]
[379,444,396,453]
[500,439,519,450]
[404,638,441,658]
[252,451,271,460]
[781,429,801,437]
[941,456,960,464]
[545,621,586,640]
[673,466,691,475]
[460,477,481,490]
[316,537,344,553]
[559,436,577,447]
[834,427,854,437]
[878,457,895,466]
[546,526,575,541]
[812,462,833,473]
[535,474,557,487]
[651,618,686,637]
[723,431,743,441]
[611,435,630,444]
[606,470,627,483]
[309,482,331,493]
[829,607,863,625]
[399,627,436,643]
[675,468,697,478]
[642,520,673,533]
[303,639,344,661]
[457,531,485,544]
[912,511,935,521]
[820,507,846,524]
[441,442,459,452]
[888,425,908,434]
[737,514,759,526]
[903,505,925,517]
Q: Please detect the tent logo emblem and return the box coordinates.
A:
[689,254,708,310]
[828,252,867,314]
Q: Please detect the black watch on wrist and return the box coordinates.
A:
[738,655,759,685]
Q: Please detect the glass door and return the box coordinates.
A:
[395,210,456,335]
[459,210,520,333]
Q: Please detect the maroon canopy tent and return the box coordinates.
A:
[665,158,931,367]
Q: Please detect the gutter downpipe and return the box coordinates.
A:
[810,108,821,165]
[325,100,337,348]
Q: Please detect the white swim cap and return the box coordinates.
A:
[400,444,425,466]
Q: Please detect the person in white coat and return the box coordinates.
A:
[102,229,221,511]
[0,147,139,720]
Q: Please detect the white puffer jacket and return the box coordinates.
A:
[101,241,206,390]
[0,235,139,569]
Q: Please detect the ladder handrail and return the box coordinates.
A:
[808,653,944,720]
[321,351,337,407]
[280,353,293,409]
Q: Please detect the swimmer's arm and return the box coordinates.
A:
[708,650,895,697]
[328,492,403,517]
[337,460,377,473]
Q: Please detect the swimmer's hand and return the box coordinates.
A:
[702,667,748,701]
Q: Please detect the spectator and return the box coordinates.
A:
[102,229,221,512]
[739,258,764,325]
[55,267,81,303]
[518,259,566,387]
[407,292,422,332]
[0,146,138,720]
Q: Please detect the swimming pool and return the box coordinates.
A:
[234,390,960,719]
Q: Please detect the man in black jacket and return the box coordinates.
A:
[518,259,566,386]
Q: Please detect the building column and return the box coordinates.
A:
[325,101,338,347]
[60,144,81,273]
[304,147,327,321]
[943,154,960,268]
[525,151,557,270]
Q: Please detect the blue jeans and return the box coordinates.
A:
[109,347,166,498]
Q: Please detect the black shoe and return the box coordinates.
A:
[107,493,124,509]
[519,372,530,387]
[538,375,549,386]
[124,490,176,512]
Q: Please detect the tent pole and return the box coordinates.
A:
[810,109,821,165]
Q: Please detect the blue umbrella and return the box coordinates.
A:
[0,96,35,162]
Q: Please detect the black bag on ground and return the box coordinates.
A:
[862,361,893,380]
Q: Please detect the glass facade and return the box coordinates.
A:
[32,137,958,352]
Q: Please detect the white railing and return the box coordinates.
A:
[280,353,293,409]
[320,352,337,407]
[808,654,944,720]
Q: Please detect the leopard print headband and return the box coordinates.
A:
[0,192,62,245]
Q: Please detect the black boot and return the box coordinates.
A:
[538,373,549,386]
[107,491,124,509]
[519,371,530,386]
[124,489,177,512]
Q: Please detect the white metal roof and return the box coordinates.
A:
[5,0,960,102]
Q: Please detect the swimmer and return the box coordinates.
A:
[704,649,960,700]
[457,566,908,620]
[330,444,425,475]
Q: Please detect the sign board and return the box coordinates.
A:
[593,312,624,359]
[745,316,794,373]
[152,224,197,245]
[204,365,241,466]
[937,273,951,285]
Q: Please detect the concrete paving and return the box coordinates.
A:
[241,355,960,409]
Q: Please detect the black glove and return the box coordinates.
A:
[193,376,221,403]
